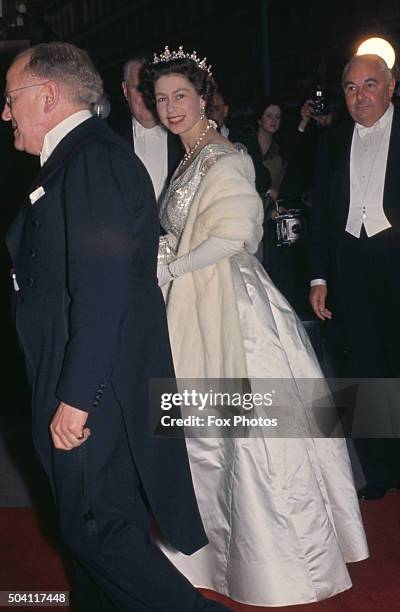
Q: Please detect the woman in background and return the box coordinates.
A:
[257,99,286,203]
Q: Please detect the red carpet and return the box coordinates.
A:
[1,492,399,611]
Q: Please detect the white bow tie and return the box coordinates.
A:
[134,121,147,135]
[356,122,382,139]
[356,124,372,138]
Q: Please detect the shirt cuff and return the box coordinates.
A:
[310,279,327,287]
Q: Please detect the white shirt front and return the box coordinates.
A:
[40,110,92,166]
[132,117,168,202]
[346,103,393,238]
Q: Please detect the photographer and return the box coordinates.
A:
[298,97,335,132]
[262,93,338,357]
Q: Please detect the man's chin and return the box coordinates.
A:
[14,142,25,152]
[353,108,374,125]
[13,132,25,152]
[13,135,34,154]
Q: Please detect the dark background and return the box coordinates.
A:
[2,1,400,114]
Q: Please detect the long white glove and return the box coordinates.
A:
[157,236,243,287]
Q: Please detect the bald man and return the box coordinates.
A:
[309,54,400,499]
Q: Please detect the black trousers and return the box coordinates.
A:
[34,387,225,611]
[338,227,400,377]
[337,228,400,488]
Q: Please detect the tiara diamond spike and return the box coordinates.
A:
[152,45,212,76]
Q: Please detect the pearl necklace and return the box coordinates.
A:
[180,120,216,166]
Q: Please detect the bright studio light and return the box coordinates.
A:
[356,37,396,69]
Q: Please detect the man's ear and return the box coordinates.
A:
[43,81,60,113]
[122,81,128,101]
[388,77,396,99]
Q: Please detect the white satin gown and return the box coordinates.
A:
[157,144,369,607]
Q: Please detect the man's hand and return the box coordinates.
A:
[269,205,288,219]
[300,99,314,120]
[298,99,314,131]
[310,284,333,320]
[50,402,91,450]
[299,100,334,130]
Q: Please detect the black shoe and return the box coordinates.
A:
[357,485,387,500]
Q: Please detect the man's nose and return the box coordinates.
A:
[1,102,12,121]
[356,88,365,102]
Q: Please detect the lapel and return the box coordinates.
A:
[383,105,400,218]
[333,119,353,226]
[33,116,102,191]
[123,118,134,152]
[6,117,103,262]
[167,132,183,181]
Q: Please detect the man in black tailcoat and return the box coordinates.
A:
[3,41,228,611]
[114,57,182,204]
[309,54,400,499]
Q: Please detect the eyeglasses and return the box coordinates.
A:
[3,82,50,109]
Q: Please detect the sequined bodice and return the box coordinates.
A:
[159,144,236,244]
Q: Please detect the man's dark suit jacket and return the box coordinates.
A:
[6,117,206,555]
[310,105,400,294]
[310,107,400,485]
[116,117,183,185]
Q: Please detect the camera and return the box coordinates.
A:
[312,85,327,116]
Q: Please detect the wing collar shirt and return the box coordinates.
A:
[311,103,393,287]
[346,103,393,238]
[132,117,168,202]
[40,110,93,166]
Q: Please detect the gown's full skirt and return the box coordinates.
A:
[159,251,368,607]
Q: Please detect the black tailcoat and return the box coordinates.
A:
[6,117,206,556]
[309,107,400,487]
[310,106,400,293]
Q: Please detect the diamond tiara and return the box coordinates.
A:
[152,45,212,76]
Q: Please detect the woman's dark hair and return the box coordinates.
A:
[257,97,283,120]
[140,56,215,118]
